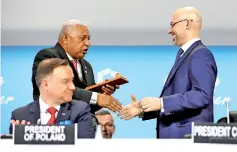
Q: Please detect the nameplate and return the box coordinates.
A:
[193,122,237,144]
[13,124,77,145]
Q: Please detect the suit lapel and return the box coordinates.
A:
[29,101,41,124]
[80,59,90,85]
[54,43,83,87]
[161,40,202,94]
[56,102,71,123]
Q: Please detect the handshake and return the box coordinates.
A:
[97,93,162,120]
[95,74,161,119]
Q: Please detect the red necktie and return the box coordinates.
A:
[47,107,57,125]
[71,60,78,72]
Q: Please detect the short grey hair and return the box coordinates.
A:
[95,109,115,127]
[58,19,88,40]
[95,108,113,116]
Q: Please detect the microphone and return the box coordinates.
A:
[226,99,230,124]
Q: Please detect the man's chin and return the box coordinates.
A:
[64,97,72,102]
[102,133,111,139]
[78,53,86,59]
[103,136,111,139]
[172,40,177,45]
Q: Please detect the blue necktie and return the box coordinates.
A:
[164,48,184,86]
[175,48,184,64]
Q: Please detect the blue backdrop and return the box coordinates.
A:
[1,45,237,138]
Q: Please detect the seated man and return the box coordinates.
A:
[95,109,115,138]
[9,58,95,138]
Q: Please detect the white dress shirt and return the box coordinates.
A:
[160,38,201,112]
[180,38,200,57]
[39,97,60,125]
[66,53,98,105]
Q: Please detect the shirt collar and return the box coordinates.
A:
[181,38,200,53]
[39,96,60,113]
[66,52,74,61]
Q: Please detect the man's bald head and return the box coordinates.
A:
[174,6,202,30]
[168,6,202,46]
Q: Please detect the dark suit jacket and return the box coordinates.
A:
[32,43,101,113]
[143,40,217,138]
[9,100,95,138]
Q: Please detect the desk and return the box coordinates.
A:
[0,139,236,152]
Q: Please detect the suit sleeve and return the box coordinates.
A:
[142,111,159,120]
[73,88,93,104]
[162,49,217,114]
[76,103,95,138]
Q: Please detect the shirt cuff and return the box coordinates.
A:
[160,97,164,112]
[90,92,98,105]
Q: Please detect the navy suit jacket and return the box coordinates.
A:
[9,100,95,138]
[143,40,217,138]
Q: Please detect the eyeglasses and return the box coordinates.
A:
[100,122,115,129]
[170,19,193,28]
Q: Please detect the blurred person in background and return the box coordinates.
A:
[95,108,115,138]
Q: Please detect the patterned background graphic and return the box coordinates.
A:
[1,45,237,138]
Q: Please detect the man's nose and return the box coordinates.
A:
[168,27,172,34]
[102,125,107,130]
[84,38,90,47]
[69,82,75,91]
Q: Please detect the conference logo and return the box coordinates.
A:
[96,68,118,83]
[0,77,15,105]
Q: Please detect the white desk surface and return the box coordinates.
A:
[0,139,236,152]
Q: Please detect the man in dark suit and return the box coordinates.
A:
[32,20,122,114]
[118,7,217,138]
[10,58,95,138]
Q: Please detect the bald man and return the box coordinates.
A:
[119,7,217,138]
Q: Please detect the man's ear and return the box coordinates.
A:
[62,34,70,45]
[186,19,192,30]
[41,79,49,91]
